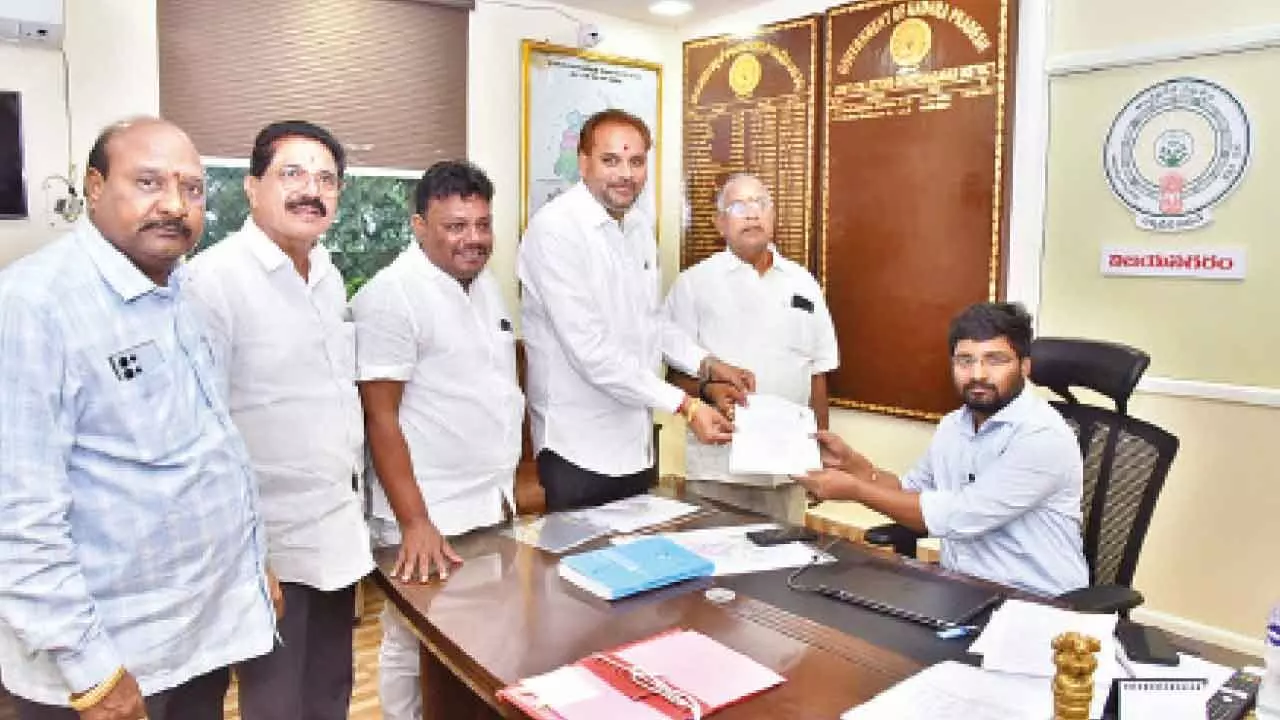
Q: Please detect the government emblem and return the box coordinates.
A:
[1103,77,1249,232]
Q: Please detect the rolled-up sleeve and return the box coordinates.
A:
[0,293,122,693]
[351,276,418,383]
[519,224,685,413]
[919,429,1072,540]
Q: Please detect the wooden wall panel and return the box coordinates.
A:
[821,0,1017,419]
[682,18,821,269]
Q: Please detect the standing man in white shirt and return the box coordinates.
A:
[351,160,523,720]
[185,120,373,720]
[518,108,753,511]
[664,174,839,523]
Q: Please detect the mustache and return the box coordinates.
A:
[608,181,637,191]
[963,381,998,394]
[285,196,327,216]
[138,218,193,238]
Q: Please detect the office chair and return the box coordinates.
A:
[863,338,1180,614]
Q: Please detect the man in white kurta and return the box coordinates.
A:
[351,160,523,720]
[185,121,372,720]
[664,174,839,522]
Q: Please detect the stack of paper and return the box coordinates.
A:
[567,495,700,534]
[728,394,821,476]
[1118,648,1234,705]
[968,599,1120,718]
[617,523,834,576]
[841,661,1051,719]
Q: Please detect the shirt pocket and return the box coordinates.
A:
[784,306,817,358]
[114,353,205,464]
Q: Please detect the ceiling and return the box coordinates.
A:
[548,0,760,28]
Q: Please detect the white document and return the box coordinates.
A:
[969,599,1120,718]
[728,394,821,476]
[1119,650,1234,706]
[566,494,699,534]
[616,523,833,576]
[841,661,1052,720]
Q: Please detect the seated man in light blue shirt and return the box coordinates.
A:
[798,302,1088,596]
[0,117,280,720]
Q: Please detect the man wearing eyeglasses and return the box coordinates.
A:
[797,302,1088,597]
[185,121,372,720]
[663,173,838,523]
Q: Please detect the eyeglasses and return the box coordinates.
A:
[952,353,1017,370]
[276,164,343,195]
[721,196,773,218]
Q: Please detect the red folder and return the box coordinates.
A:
[498,628,786,719]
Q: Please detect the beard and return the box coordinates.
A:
[961,376,1024,416]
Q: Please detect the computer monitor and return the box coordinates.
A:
[0,91,29,219]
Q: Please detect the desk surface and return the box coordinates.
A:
[376,493,1253,718]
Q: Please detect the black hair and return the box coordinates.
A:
[947,302,1034,359]
[577,108,652,155]
[248,120,346,178]
[413,160,494,215]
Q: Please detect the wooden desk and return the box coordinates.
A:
[375,496,1254,719]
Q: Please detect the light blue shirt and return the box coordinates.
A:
[0,220,275,705]
[902,387,1089,596]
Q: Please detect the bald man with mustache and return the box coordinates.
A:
[0,117,279,720]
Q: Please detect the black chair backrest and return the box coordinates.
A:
[1030,337,1150,414]
[1029,338,1177,588]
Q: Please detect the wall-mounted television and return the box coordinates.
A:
[0,91,28,219]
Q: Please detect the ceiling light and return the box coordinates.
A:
[649,0,693,17]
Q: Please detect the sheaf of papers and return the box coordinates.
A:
[507,514,611,554]
[565,494,700,534]
[841,661,1051,720]
[968,599,1120,718]
[616,523,833,576]
[1118,650,1234,706]
[728,394,821,476]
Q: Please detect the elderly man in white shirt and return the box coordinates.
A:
[664,174,839,523]
[351,160,523,720]
[518,108,753,511]
[185,121,373,720]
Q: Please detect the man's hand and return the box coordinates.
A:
[704,358,756,394]
[703,381,747,421]
[78,671,145,720]
[814,430,873,476]
[795,468,861,503]
[395,519,463,582]
[266,568,285,620]
[687,402,733,445]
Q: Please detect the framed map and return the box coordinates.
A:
[520,41,663,233]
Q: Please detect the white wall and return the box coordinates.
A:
[467,0,682,318]
[0,0,159,267]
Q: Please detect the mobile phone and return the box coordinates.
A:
[746,527,820,546]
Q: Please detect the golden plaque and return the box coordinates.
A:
[729,52,763,99]
[889,17,932,69]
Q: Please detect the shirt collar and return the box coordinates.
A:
[239,216,334,285]
[717,245,783,276]
[567,181,647,235]
[401,241,473,293]
[962,385,1036,435]
[75,217,165,302]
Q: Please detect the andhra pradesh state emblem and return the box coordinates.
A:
[888,17,932,72]
[1103,77,1250,232]
[728,52,762,99]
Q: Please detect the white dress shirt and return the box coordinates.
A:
[664,247,839,486]
[185,218,372,591]
[351,245,523,538]
[518,182,707,476]
[901,388,1089,596]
